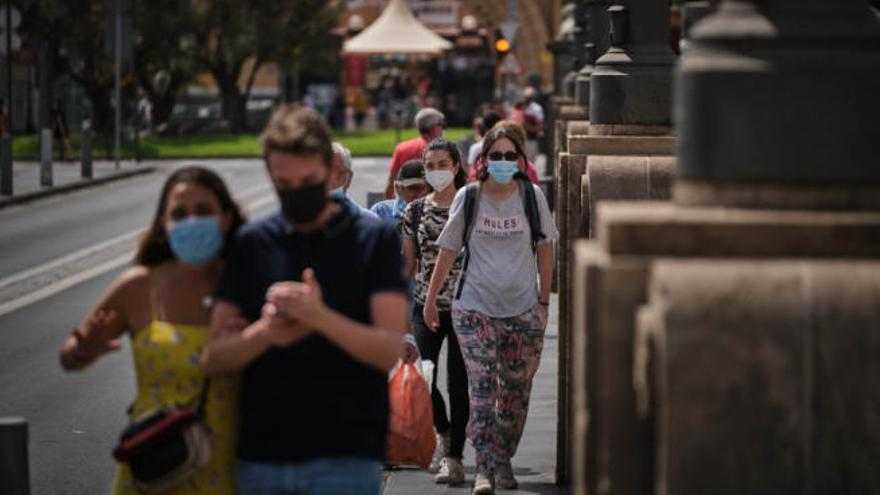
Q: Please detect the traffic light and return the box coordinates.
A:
[495,30,511,60]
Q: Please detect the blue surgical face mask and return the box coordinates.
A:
[487,160,518,184]
[329,186,346,199]
[167,216,223,268]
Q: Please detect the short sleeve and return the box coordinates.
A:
[215,229,252,309]
[367,223,408,294]
[388,147,404,177]
[435,187,468,253]
[533,184,559,244]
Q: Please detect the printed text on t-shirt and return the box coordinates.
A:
[474,214,527,238]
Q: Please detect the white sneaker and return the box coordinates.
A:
[495,461,518,489]
[428,432,450,473]
[433,456,465,484]
[472,472,495,494]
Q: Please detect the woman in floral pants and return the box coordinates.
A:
[424,125,557,494]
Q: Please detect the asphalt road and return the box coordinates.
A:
[0,158,391,494]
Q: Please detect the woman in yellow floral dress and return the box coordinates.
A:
[59,166,246,494]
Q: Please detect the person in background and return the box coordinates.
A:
[468,120,540,185]
[456,116,482,167]
[424,126,558,494]
[384,108,445,199]
[371,159,428,227]
[201,105,408,495]
[401,138,470,485]
[522,87,545,162]
[331,142,379,219]
[60,165,246,494]
[467,112,502,169]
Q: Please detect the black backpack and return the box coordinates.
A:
[454,176,545,300]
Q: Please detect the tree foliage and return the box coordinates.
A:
[19,0,340,134]
[189,0,340,132]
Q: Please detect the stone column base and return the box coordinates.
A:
[571,201,880,495]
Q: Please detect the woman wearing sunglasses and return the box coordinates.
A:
[401,138,470,484]
[466,120,540,185]
[422,127,557,494]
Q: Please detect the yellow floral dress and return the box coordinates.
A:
[113,286,239,494]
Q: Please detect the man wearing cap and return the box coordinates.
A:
[371,159,428,226]
[384,108,445,199]
[331,142,380,219]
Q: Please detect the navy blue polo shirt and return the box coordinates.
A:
[215,203,406,463]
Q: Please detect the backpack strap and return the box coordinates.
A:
[517,177,545,253]
[407,198,426,261]
[455,183,481,300]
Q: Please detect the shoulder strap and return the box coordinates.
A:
[455,183,481,300]
[517,177,545,252]
[408,198,426,260]
[461,183,480,248]
[195,378,211,419]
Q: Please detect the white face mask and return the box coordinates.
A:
[425,170,454,191]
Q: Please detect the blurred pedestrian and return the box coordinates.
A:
[201,105,408,495]
[402,138,470,485]
[52,100,72,161]
[330,141,379,219]
[423,126,558,494]
[0,98,8,135]
[522,87,544,162]
[60,165,246,494]
[371,159,428,227]
[467,112,502,168]
[456,116,482,169]
[384,108,445,199]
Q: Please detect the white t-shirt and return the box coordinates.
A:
[436,183,558,318]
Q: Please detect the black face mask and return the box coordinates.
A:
[278,182,327,224]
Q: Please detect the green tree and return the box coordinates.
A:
[191,0,340,132]
[20,0,116,135]
[131,0,201,129]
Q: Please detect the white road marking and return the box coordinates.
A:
[0,187,276,317]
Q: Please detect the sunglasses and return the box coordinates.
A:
[488,151,519,161]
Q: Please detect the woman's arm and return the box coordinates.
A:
[59,267,140,371]
[537,242,553,305]
[422,247,457,329]
[402,237,417,280]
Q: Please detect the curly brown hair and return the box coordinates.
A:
[259,104,334,166]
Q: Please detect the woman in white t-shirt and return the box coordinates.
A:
[423,127,558,495]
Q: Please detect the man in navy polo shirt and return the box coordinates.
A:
[202,105,408,495]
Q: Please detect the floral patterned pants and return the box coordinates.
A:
[452,303,547,476]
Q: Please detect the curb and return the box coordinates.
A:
[0,166,157,210]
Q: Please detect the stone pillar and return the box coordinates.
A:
[563,1,591,99]
[571,1,880,494]
[574,0,613,108]
[590,0,676,127]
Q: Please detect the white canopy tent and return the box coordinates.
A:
[342,0,453,56]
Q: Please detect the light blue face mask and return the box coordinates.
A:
[395,199,407,215]
[487,160,519,184]
[329,186,346,199]
[167,216,222,268]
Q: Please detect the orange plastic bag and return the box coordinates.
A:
[386,360,436,468]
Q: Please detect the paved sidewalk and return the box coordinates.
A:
[0,160,157,209]
[383,295,568,495]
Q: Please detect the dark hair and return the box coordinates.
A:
[423,137,467,189]
[135,166,246,266]
[482,111,502,134]
[259,104,333,166]
[477,125,529,182]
